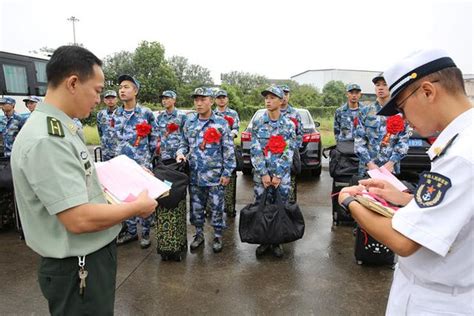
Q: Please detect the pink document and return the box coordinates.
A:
[367,166,408,191]
[95,155,170,203]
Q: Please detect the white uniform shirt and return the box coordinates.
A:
[387,108,474,315]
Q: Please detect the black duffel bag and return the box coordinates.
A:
[326,141,359,179]
[239,187,305,245]
[153,161,189,210]
[0,157,13,191]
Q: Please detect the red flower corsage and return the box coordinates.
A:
[264,135,287,156]
[290,117,298,130]
[224,115,234,128]
[353,116,359,128]
[134,121,152,146]
[199,127,221,150]
[382,115,405,146]
[165,122,179,137]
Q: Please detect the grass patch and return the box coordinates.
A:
[84,125,100,145]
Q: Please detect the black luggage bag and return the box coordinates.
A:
[239,187,305,245]
[153,161,189,261]
[354,226,395,266]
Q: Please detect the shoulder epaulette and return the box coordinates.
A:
[47,116,65,137]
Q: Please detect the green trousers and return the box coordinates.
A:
[38,241,117,316]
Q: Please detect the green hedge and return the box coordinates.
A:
[306,106,338,119]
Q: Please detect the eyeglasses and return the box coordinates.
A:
[395,80,439,115]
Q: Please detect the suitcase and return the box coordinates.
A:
[224,172,237,217]
[331,178,355,226]
[0,189,15,231]
[289,174,297,204]
[155,200,188,261]
[354,226,395,266]
[153,162,189,261]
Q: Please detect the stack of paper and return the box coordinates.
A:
[95,155,171,204]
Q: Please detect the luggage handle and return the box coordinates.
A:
[258,186,285,211]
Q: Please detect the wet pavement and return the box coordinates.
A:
[0,166,394,315]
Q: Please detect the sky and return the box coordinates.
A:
[1,0,473,83]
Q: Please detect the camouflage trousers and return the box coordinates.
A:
[125,213,154,238]
[0,190,15,231]
[190,185,225,234]
[288,174,297,203]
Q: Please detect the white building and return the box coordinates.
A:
[291,69,381,97]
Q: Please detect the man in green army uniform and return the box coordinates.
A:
[11,46,157,315]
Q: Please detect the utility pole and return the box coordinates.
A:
[67,16,80,45]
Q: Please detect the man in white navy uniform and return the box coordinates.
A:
[338,48,473,315]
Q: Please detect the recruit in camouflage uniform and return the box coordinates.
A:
[1,97,26,157]
[279,84,303,203]
[114,75,159,248]
[96,90,118,161]
[251,87,296,203]
[176,87,236,253]
[155,90,187,163]
[355,102,410,176]
[213,89,240,217]
[334,84,365,142]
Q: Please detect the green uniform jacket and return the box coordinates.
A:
[11,103,120,258]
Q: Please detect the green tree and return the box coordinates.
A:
[322,80,346,107]
[290,83,323,108]
[133,41,178,103]
[221,71,269,95]
[102,51,135,88]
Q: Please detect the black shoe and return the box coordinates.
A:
[190,234,204,250]
[212,237,223,253]
[256,244,271,256]
[272,244,284,258]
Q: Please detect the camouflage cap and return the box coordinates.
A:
[160,90,177,99]
[346,83,361,92]
[103,90,117,98]
[191,87,214,98]
[22,96,42,103]
[0,97,16,105]
[215,89,228,97]
[279,84,291,92]
[118,74,140,90]
[261,85,284,99]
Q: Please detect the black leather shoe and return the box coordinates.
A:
[212,237,223,253]
[190,234,204,250]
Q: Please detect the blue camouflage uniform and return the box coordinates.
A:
[114,104,159,238]
[251,111,296,203]
[1,112,26,157]
[355,102,410,175]
[334,102,365,142]
[96,107,118,161]
[177,111,236,236]
[156,108,187,161]
[214,107,240,139]
[281,104,303,150]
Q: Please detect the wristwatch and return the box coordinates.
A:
[340,196,358,213]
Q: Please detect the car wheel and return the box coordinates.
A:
[311,165,322,178]
[242,167,252,175]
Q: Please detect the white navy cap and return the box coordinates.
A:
[378,49,457,116]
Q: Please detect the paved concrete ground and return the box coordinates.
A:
[0,167,394,315]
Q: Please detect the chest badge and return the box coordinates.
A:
[80,151,88,160]
[415,172,452,208]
